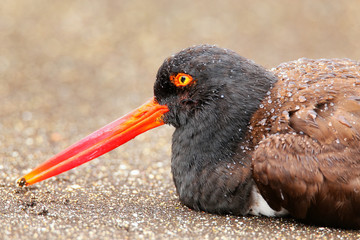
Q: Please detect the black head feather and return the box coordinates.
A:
[153,45,277,214]
[154,45,276,129]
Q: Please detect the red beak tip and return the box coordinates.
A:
[16,177,28,187]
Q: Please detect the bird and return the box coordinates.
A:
[17,45,360,229]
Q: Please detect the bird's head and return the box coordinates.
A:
[155,45,275,128]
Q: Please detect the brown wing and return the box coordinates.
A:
[250,58,360,228]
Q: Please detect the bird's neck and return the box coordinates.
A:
[169,63,277,215]
[171,107,254,215]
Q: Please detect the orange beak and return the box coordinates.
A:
[17,97,169,187]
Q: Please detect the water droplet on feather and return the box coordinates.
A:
[298,96,306,102]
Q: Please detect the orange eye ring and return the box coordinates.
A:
[170,73,194,87]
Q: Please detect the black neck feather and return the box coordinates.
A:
[170,68,276,214]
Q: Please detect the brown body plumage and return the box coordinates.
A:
[250,58,360,228]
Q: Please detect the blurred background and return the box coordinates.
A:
[2,0,360,149]
[1,0,360,239]
[2,0,360,137]
[1,0,359,125]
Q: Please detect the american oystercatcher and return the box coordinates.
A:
[18,45,360,228]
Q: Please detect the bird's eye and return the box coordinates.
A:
[170,73,194,87]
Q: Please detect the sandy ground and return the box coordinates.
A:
[1,1,360,239]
